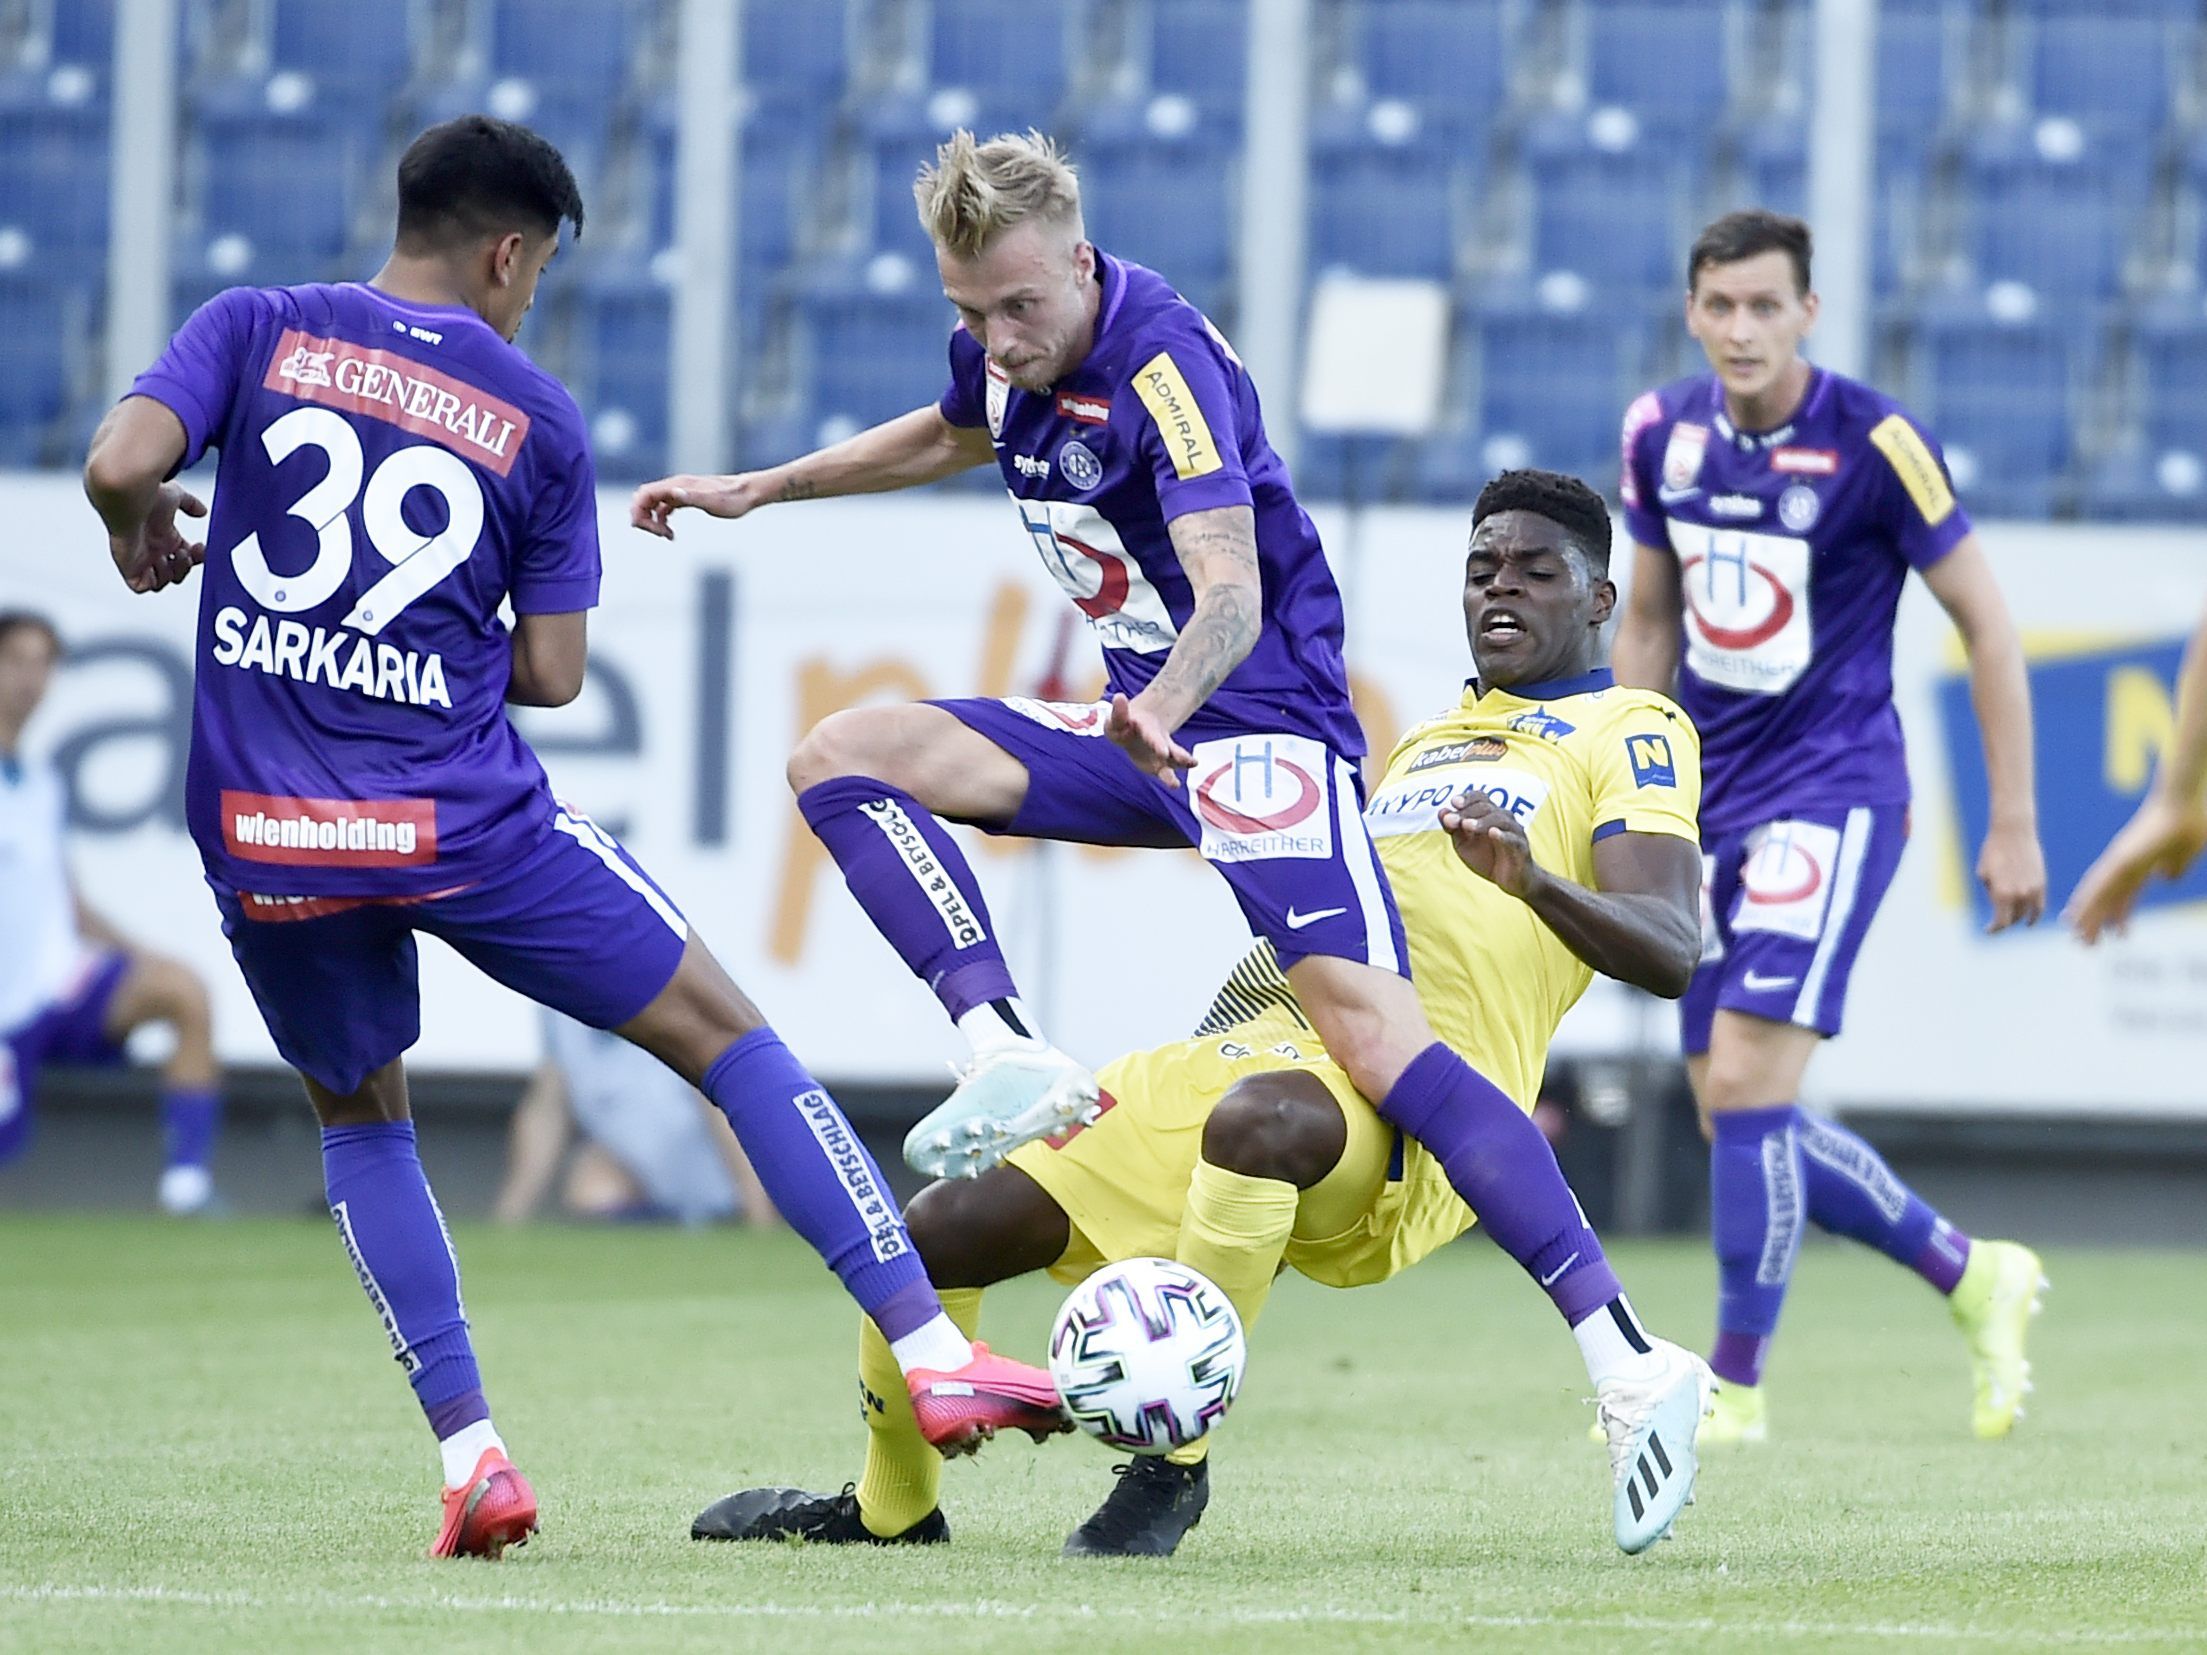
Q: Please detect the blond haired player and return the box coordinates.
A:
[693,470,1712,1558]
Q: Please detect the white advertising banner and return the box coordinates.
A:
[5,471,2202,1115]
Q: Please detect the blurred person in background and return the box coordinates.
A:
[1614,209,2048,1447]
[495,1007,780,1227]
[0,609,223,1214]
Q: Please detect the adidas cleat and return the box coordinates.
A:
[691,1483,947,1545]
[1949,1239,2047,1440]
[429,1448,538,1559]
[903,1044,1100,1178]
[906,1341,1071,1456]
[1063,1456,1209,1558]
[1596,1339,1713,1555]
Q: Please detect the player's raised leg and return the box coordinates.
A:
[693,1161,1074,1545]
[789,703,1101,1172]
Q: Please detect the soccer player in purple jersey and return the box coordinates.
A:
[80,116,1061,1560]
[0,610,225,1213]
[1614,210,2051,1445]
[636,130,1712,1550]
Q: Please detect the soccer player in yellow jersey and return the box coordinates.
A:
[695,470,1709,1557]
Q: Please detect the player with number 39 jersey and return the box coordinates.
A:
[135,278,594,897]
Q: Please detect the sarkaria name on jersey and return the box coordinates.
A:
[1366,766,1554,838]
[210,605,452,709]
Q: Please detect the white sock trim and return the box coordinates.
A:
[1572,1296,1666,1388]
[889,1312,974,1376]
[956,999,1040,1058]
[438,1418,506,1490]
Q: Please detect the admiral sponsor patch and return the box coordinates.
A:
[265,329,529,475]
[1132,351,1222,479]
[1868,412,1956,526]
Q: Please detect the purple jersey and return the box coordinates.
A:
[937,253,1362,756]
[129,282,599,897]
[1620,367,1971,834]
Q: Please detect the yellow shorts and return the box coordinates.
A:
[1004,1026,1480,1291]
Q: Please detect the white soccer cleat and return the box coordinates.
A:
[1595,1338,1713,1555]
[902,1043,1100,1179]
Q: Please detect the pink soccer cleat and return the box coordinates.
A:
[429,1447,539,1559]
[905,1342,1071,1457]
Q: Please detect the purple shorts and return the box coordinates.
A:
[0,951,131,1163]
[212,806,689,1096]
[1680,803,1908,1055]
[936,697,1408,977]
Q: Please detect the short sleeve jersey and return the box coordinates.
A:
[128,282,601,896]
[937,252,1362,755]
[1192,668,1702,1276]
[1620,367,1971,833]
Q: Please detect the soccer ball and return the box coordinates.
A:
[1047,1257,1247,1454]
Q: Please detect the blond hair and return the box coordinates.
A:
[914,128,1084,259]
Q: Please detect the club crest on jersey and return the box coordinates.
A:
[1778,483,1820,532]
[1661,422,1709,495]
[985,358,1009,439]
[1190,734,1334,862]
[1625,732,1677,788]
[1059,439,1103,491]
[1506,708,1576,741]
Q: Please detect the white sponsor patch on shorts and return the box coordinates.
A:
[1190,734,1335,863]
[859,798,987,948]
[1731,819,1840,941]
[1005,697,1112,737]
[792,1089,909,1264]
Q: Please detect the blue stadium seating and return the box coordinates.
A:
[1581,0,1733,135]
[1913,316,2075,513]
[744,0,851,112]
[799,283,955,438]
[1471,303,1644,480]
[0,89,109,270]
[1080,134,1236,302]
[1349,0,1506,137]
[485,0,646,105]
[1310,136,1462,281]
[0,276,79,463]
[1142,0,1247,126]
[267,0,419,109]
[49,0,115,71]
[1962,154,2142,301]
[567,269,672,477]
[1527,137,1689,295]
[2135,317,2207,458]
[2026,11,2180,138]
[923,0,1073,133]
[196,109,363,267]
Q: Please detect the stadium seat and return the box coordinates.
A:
[567,270,672,479]
[196,109,364,266]
[1876,0,1958,148]
[1347,0,1506,138]
[49,0,116,71]
[1912,314,2075,512]
[744,0,851,113]
[922,0,1074,133]
[0,275,79,462]
[485,0,646,105]
[1470,303,1643,481]
[1143,0,1247,126]
[1309,136,1461,281]
[1079,134,1236,296]
[1580,0,1734,136]
[2134,315,2207,458]
[0,91,109,270]
[798,282,955,439]
[1962,153,2142,302]
[2026,11,2180,139]
[1526,137,1688,296]
[267,0,420,109]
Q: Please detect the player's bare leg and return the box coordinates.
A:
[615,930,1062,1451]
[1293,954,1710,1553]
[787,704,1102,1175]
[693,1162,1073,1546]
[102,951,223,1214]
[301,1060,537,1558]
[1696,1009,2041,1443]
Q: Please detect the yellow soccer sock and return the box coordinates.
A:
[1178,1157,1298,1337]
[854,1286,983,1538]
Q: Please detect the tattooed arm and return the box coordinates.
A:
[1107,505,1263,783]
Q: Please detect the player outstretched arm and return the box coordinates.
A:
[1441,791,1701,997]
[1918,535,2047,931]
[629,406,996,539]
[82,397,206,595]
[2068,592,2207,942]
[1105,504,1262,785]
[1611,541,1683,696]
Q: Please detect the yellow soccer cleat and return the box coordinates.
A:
[1948,1239,2047,1440]
[1697,1379,1768,1446]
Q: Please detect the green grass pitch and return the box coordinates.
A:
[2,1214,2199,1653]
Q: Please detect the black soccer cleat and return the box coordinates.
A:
[1062,1456,1209,1558]
[691,1483,949,1545]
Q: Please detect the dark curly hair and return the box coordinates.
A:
[1471,469,1613,575]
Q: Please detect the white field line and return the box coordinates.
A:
[0,1582,2191,1646]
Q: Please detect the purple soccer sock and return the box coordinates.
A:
[1709,1105,1805,1388]
[1798,1111,1972,1295]
[1378,1042,1623,1324]
[701,1029,941,1342]
[322,1122,489,1436]
[796,776,1020,1023]
[159,1085,220,1171]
